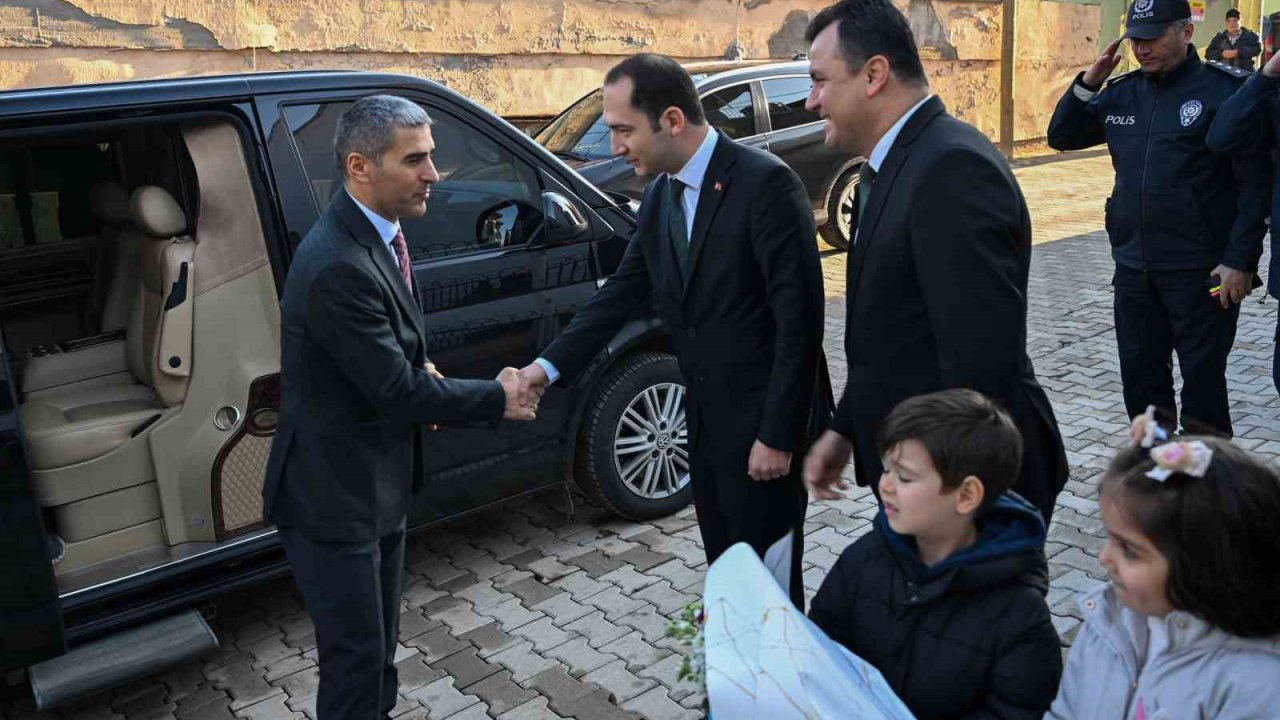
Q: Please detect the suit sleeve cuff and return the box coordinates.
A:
[534,357,561,385]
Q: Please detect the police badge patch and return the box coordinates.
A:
[1179,100,1203,127]
[1132,0,1154,15]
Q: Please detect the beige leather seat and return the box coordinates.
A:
[91,181,142,333]
[20,185,196,475]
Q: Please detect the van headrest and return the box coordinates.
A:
[130,186,187,238]
[89,182,131,223]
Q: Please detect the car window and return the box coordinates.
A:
[534,90,612,162]
[700,84,758,140]
[284,101,542,260]
[761,76,821,132]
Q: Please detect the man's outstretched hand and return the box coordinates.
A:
[802,430,854,500]
[517,363,550,409]
[498,367,538,421]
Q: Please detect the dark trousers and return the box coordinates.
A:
[1274,313,1279,396]
[689,419,807,609]
[1113,266,1240,436]
[279,522,407,720]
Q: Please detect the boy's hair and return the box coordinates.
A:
[1102,430,1280,637]
[604,54,705,132]
[876,389,1023,511]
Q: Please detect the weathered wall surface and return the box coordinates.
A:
[0,0,1097,143]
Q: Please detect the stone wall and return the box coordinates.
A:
[0,0,1099,143]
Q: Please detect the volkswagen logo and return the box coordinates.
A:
[656,434,672,450]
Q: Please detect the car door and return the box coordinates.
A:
[0,324,65,672]
[257,91,606,523]
[759,75,851,212]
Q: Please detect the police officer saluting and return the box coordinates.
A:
[1047,0,1270,436]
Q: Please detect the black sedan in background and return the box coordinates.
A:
[535,60,863,249]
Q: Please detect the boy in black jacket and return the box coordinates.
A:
[809,390,1061,719]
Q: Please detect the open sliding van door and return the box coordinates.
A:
[0,325,65,672]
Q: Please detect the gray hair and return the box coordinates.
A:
[334,95,433,178]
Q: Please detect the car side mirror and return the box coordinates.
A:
[476,199,543,249]
[541,190,591,245]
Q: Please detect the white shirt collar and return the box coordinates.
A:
[347,190,401,248]
[670,128,720,190]
[868,95,934,172]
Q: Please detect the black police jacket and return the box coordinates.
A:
[1207,71,1280,298]
[1047,45,1270,273]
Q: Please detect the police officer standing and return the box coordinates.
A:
[1047,0,1270,436]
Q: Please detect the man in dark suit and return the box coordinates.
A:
[262,95,536,720]
[518,54,825,606]
[800,0,1067,525]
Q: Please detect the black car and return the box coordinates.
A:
[535,60,863,249]
[0,71,687,708]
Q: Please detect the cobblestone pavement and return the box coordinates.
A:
[5,150,1278,720]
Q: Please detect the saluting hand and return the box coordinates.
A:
[1083,38,1125,88]
[1263,49,1280,77]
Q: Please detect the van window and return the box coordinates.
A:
[284,101,542,260]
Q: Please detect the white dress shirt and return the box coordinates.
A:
[534,129,722,385]
[348,190,402,267]
[855,94,934,245]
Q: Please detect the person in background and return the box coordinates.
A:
[1206,8,1261,71]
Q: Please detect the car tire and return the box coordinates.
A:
[574,351,693,520]
[818,165,861,251]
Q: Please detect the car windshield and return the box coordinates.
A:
[535,89,612,161]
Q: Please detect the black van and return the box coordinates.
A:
[0,71,687,708]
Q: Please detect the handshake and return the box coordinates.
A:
[496,363,553,421]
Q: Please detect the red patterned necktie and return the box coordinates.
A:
[391,229,412,291]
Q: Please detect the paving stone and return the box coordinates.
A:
[270,666,320,701]
[636,654,700,701]
[428,599,491,636]
[175,687,231,716]
[111,679,168,715]
[565,548,629,576]
[615,606,681,649]
[524,667,596,712]
[404,624,470,666]
[530,593,592,627]
[436,572,482,595]
[438,704,491,720]
[543,636,614,677]
[402,580,449,610]
[390,694,422,718]
[488,641,563,684]
[580,660,656,703]
[262,654,316,684]
[632,582,695,616]
[550,570,612,601]
[484,598,548,632]
[643,560,703,593]
[510,616,577,652]
[620,686,700,720]
[397,654,449,695]
[232,694,303,720]
[435,648,503,690]
[399,608,443,642]
[597,566,660,595]
[526,556,577,583]
[466,670,537,716]
[459,622,521,658]
[582,587,645,621]
[503,577,561,608]
[176,697,237,720]
[562,610,630,649]
[600,630,674,673]
[558,688,641,720]
[157,664,208,704]
[405,677,480,720]
[497,697,570,720]
[205,661,284,712]
[612,547,678,572]
[453,581,512,612]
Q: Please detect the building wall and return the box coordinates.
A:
[0,0,1101,144]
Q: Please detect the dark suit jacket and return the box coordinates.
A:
[542,135,825,458]
[263,190,505,542]
[833,97,1068,513]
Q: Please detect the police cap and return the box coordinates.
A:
[1122,0,1191,40]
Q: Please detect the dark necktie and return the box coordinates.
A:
[391,229,413,291]
[856,162,878,224]
[667,178,690,278]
